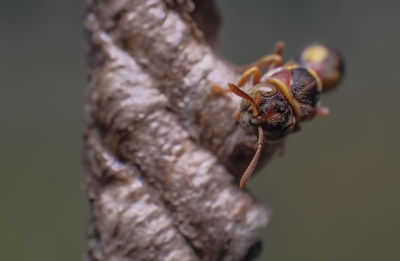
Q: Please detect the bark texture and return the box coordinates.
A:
[83,1,280,260]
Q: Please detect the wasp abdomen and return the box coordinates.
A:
[296,43,344,91]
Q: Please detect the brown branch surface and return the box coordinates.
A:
[84,1,280,260]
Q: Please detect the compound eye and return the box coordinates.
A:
[257,83,278,97]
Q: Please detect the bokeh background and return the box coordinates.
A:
[1,0,399,260]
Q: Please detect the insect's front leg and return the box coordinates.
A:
[212,66,263,122]
[212,41,285,94]
[211,66,262,94]
[241,54,282,73]
[241,41,285,72]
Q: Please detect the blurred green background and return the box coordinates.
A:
[1,0,399,260]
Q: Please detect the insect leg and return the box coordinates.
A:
[316,106,330,116]
[240,41,285,73]
[237,67,261,87]
[242,54,282,72]
[234,110,241,124]
[211,84,231,94]
[274,40,285,57]
[211,66,261,94]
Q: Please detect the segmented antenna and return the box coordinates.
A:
[239,126,265,189]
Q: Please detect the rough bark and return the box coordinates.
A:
[83,1,280,260]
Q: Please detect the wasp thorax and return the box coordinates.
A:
[239,83,296,141]
[296,43,344,92]
[290,67,321,120]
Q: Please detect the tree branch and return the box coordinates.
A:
[84,1,279,260]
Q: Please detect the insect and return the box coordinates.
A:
[213,42,344,189]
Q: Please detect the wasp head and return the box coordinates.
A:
[238,82,296,141]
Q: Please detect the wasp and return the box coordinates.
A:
[213,42,344,189]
